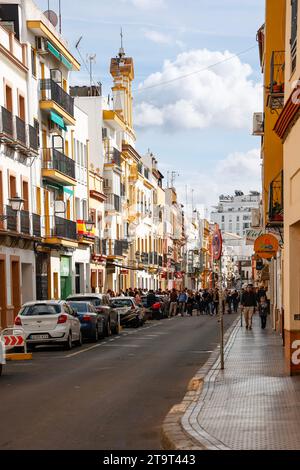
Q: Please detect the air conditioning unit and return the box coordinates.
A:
[35,37,48,55]
[252,112,264,136]
[51,69,62,84]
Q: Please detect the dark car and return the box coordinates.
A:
[141,295,164,320]
[109,297,145,328]
[67,301,105,342]
[67,294,119,335]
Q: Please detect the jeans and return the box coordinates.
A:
[260,315,267,329]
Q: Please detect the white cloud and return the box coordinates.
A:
[165,148,261,213]
[123,0,166,10]
[144,29,172,44]
[134,49,262,132]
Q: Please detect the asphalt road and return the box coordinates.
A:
[0,313,238,450]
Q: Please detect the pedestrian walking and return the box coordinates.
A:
[178,290,188,315]
[241,284,257,330]
[186,292,195,316]
[169,288,178,317]
[258,295,269,329]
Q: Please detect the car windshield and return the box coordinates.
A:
[68,297,102,307]
[68,302,89,312]
[20,304,61,316]
[110,299,133,308]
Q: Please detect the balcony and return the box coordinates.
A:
[106,194,121,212]
[105,148,121,168]
[28,124,39,153]
[32,214,41,237]
[91,237,107,262]
[0,106,13,142]
[20,210,30,234]
[42,148,76,186]
[0,206,41,238]
[40,79,75,125]
[14,116,27,149]
[268,171,283,226]
[267,51,285,110]
[54,216,77,240]
[107,240,125,258]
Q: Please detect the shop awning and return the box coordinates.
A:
[47,41,73,70]
[50,111,67,130]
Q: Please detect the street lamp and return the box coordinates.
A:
[85,220,95,232]
[0,194,25,221]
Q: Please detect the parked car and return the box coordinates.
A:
[141,295,164,320]
[67,301,105,342]
[67,294,119,335]
[109,297,145,328]
[14,301,82,350]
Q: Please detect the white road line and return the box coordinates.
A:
[65,342,107,358]
[104,344,140,348]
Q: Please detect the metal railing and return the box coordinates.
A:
[268,171,283,225]
[40,79,74,117]
[28,124,39,152]
[268,51,285,109]
[6,205,18,232]
[42,148,76,179]
[15,116,26,146]
[106,194,121,212]
[54,216,77,240]
[32,213,41,237]
[105,148,121,167]
[0,106,13,138]
[20,210,30,234]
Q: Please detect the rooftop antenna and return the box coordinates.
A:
[171,171,179,188]
[87,53,96,94]
[58,0,62,34]
[75,35,83,49]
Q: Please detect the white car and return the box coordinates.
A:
[14,301,82,350]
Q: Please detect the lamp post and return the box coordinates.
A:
[212,224,224,370]
[0,195,25,221]
[85,219,95,233]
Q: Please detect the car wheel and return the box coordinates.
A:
[27,344,36,352]
[64,332,73,350]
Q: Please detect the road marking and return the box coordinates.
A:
[65,343,105,358]
[104,344,140,348]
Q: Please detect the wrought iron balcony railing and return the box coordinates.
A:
[28,124,39,152]
[32,213,41,237]
[42,148,76,180]
[40,79,74,117]
[20,210,30,234]
[0,106,13,140]
[53,216,77,240]
[268,171,283,225]
[268,51,285,110]
[14,116,27,147]
[105,148,121,167]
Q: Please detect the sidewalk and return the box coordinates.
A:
[181,315,300,450]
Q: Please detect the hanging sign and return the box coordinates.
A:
[212,226,223,261]
[254,234,279,260]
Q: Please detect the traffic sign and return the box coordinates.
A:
[4,335,24,348]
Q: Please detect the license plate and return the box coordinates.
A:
[30,334,49,340]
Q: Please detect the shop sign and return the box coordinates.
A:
[254,234,279,260]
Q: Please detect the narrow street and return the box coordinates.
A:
[0,315,237,450]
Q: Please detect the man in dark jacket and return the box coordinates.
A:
[241,285,257,330]
[147,290,157,308]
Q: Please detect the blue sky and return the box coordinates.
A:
[37,0,264,213]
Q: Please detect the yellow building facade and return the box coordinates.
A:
[273,0,300,374]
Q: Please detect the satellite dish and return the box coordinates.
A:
[43,10,58,27]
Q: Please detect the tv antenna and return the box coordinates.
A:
[171,171,179,188]
[87,53,97,92]
[119,27,125,58]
